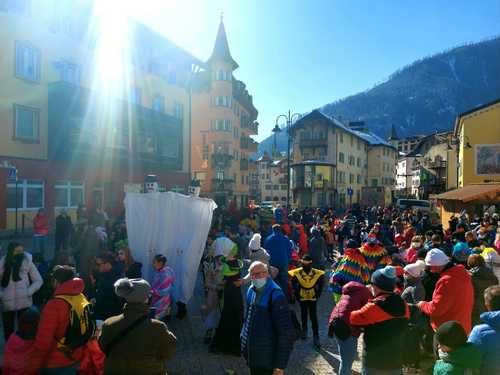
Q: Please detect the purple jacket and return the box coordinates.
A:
[329,281,372,337]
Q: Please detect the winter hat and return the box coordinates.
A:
[404,261,425,278]
[435,321,468,350]
[249,233,262,251]
[425,248,449,266]
[114,278,151,303]
[371,266,397,292]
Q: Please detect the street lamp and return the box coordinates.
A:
[274,111,301,210]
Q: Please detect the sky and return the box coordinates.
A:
[122,0,500,141]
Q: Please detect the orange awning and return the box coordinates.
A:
[434,184,500,203]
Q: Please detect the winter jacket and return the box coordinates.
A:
[330,248,370,295]
[94,269,124,320]
[33,214,49,236]
[99,303,177,375]
[0,252,43,311]
[481,247,500,282]
[469,266,498,326]
[406,246,420,264]
[264,230,293,268]
[328,281,371,337]
[433,343,481,375]
[28,278,86,371]
[295,224,308,255]
[350,292,410,369]
[241,278,294,370]
[468,311,500,375]
[3,334,37,375]
[308,235,327,269]
[419,264,474,333]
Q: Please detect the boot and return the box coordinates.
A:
[313,335,321,349]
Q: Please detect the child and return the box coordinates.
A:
[433,321,481,375]
[3,308,40,375]
[150,254,175,323]
[289,254,325,349]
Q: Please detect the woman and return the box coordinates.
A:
[468,254,498,325]
[150,254,175,322]
[116,247,142,278]
[0,242,43,340]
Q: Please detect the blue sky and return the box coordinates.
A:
[128,0,500,140]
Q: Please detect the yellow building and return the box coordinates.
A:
[0,2,202,229]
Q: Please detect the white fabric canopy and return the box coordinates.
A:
[124,192,217,303]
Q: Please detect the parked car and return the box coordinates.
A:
[396,199,431,212]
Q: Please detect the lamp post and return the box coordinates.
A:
[273,111,301,210]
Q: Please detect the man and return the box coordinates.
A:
[417,248,474,333]
[308,227,327,270]
[289,255,325,348]
[28,265,93,374]
[99,278,177,375]
[94,252,124,320]
[468,285,500,375]
[55,209,73,254]
[241,261,294,375]
[264,224,293,297]
[33,208,50,260]
[350,266,409,374]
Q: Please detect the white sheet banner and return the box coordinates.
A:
[124,192,217,303]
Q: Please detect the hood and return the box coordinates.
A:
[373,293,407,318]
[343,281,371,298]
[480,310,500,330]
[440,343,481,368]
[470,265,498,283]
[54,278,85,296]
[441,264,470,282]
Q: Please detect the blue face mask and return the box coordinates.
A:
[251,277,267,289]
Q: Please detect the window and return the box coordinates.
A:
[265,185,272,190]
[130,87,141,105]
[216,170,224,180]
[152,95,165,112]
[215,69,231,81]
[233,127,239,139]
[174,101,183,119]
[349,155,355,166]
[371,179,378,187]
[265,196,272,201]
[357,139,361,150]
[202,145,209,160]
[339,152,345,163]
[350,135,354,147]
[54,181,84,208]
[213,119,231,132]
[281,185,287,190]
[6,179,44,210]
[349,173,354,184]
[54,60,80,85]
[241,175,245,185]
[14,104,39,142]
[273,185,279,190]
[357,174,361,184]
[214,96,231,107]
[357,157,361,167]
[15,41,41,82]
[339,132,343,143]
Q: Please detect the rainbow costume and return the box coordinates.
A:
[330,248,370,298]
[360,242,391,273]
[151,265,175,320]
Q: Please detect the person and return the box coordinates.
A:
[406,235,424,264]
[201,252,224,344]
[308,227,327,270]
[350,265,410,375]
[248,233,271,264]
[28,265,94,374]
[93,252,124,320]
[401,261,426,304]
[289,254,325,348]
[98,278,177,375]
[263,224,293,297]
[417,249,474,333]
[468,285,500,375]
[0,242,43,340]
[468,254,498,326]
[360,232,391,273]
[33,208,50,260]
[150,254,175,322]
[55,209,73,254]
[241,261,294,375]
[433,320,481,375]
[2,308,40,375]
[452,240,471,265]
[116,246,142,278]
[480,241,500,281]
[328,281,371,375]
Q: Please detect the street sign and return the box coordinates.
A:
[347,187,353,196]
[7,168,17,183]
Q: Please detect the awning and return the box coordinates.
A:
[434,184,500,203]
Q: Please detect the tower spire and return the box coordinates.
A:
[207,17,238,70]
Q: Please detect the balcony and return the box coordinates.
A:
[212,178,235,193]
[240,158,249,171]
[211,153,233,169]
[425,160,447,169]
[299,137,328,148]
[242,119,258,135]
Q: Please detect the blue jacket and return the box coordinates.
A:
[241,279,294,370]
[264,230,292,268]
[468,310,500,375]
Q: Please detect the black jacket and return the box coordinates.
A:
[94,268,124,320]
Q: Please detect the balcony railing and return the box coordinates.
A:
[211,178,235,193]
[240,158,249,171]
[299,138,328,148]
[242,120,258,134]
[424,160,447,169]
[211,153,233,168]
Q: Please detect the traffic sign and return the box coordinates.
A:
[347,187,353,196]
[7,168,17,183]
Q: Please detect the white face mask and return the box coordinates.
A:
[251,277,267,289]
[412,242,421,248]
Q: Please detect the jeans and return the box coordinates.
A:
[33,235,49,260]
[362,367,401,375]
[336,336,357,375]
[299,300,319,337]
[2,308,28,340]
[40,364,79,375]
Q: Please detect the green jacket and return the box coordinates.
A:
[433,343,481,375]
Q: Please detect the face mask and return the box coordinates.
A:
[302,264,312,273]
[412,242,421,248]
[251,277,267,289]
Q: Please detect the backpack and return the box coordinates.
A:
[268,289,301,341]
[55,294,96,355]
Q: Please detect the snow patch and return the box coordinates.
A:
[448,57,460,82]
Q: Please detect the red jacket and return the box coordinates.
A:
[419,264,474,333]
[29,278,86,371]
[3,334,37,375]
[295,224,308,255]
[33,214,49,236]
[405,246,419,264]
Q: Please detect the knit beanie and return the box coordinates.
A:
[435,321,467,350]
[114,278,151,303]
[249,233,261,251]
[425,248,449,266]
[404,260,425,278]
[371,265,396,292]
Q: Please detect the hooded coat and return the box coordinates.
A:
[433,343,482,375]
[330,248,370,295]
[469,266,498,326]
[468,311,500,375]
[360,242,391,273]
[419,264,474,333]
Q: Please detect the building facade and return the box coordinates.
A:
[396,135,426,155]
[256,153,288,204]
[0,2,202,229]
[191,20,258,208]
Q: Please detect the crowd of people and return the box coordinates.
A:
[0,202,499,374]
